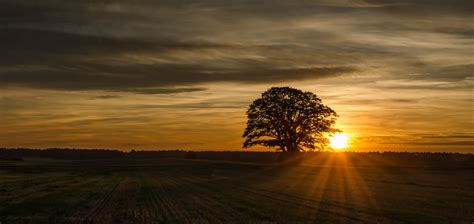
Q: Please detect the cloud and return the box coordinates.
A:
[115,87,207,95]
[0,1,471,94]
[0,28,228,65]
[421,64,474,81]
[0,60,357,91]
[381,141,474,146]
[0,0,473,151]
[421,135,474,139]
[90,95,122,100]
[364,0,474,16]
[373,79,473,90]
[0,28,358,91]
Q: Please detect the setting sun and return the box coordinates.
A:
[330,133,348,150]
[0,1,472,223]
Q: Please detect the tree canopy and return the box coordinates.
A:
[243,87,338,152]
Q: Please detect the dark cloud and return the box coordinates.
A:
[364,0,474,16]
[65,116,153,127]
[0,28,227,65]
[90,95,122,100]
[0,0,471,94]
[1,60,356,91]
[0,0,472,151]
[422,64,474,81]
[2,0,471,33]
[374,81,472,91]
[116,87,207,95]
[0,28,357,91]
[133,101,248,109]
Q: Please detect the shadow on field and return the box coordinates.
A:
[1,149,473,223]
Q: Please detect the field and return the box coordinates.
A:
[1,153,473,223]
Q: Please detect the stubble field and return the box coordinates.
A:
[1,154,473,223]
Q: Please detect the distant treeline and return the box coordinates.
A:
[1,148,473,169]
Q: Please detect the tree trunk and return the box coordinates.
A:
[286,142,299,153]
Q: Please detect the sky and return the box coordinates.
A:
[0,0,473,152]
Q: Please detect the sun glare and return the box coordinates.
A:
[330,133,348,150]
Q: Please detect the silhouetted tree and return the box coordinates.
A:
[243,87,338,152]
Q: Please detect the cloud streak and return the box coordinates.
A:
[0,28,357,92]
[0,0,472,151]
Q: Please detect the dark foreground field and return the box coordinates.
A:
[1,152,473,223]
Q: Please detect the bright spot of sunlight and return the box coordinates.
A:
[330,133,349,150]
